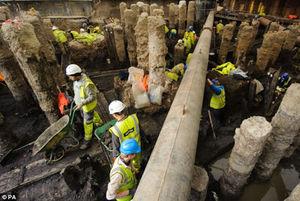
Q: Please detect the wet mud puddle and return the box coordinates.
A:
[210,152,300,201]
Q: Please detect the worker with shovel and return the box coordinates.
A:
[207,78,226,134]
[66,64,102,150]
[108,100,143,173]
[106,139,141,201]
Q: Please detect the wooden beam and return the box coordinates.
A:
[0,143,101,194]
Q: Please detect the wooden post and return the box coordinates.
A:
[0,7,34,111]
[2,20,60,124]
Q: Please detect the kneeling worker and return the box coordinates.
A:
[66,64,102,149]
[106,139,141,201]
[108,100,142,172]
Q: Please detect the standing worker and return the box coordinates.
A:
[66,64,102,149]
[216,20,224,35]
[106,139,141,201]
[52,26,69,66]
[108,100,142,172]
[207,78,226,130]
[184,26,197,46]
[183,26,197,54]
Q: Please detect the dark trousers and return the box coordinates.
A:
[210,108,224,130]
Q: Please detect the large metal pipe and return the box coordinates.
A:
[133,11,215,201]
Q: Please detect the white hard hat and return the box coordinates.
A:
[109,100,126,114]
[80,28,85,33]
[66,64,82,76]
[178,39,183,43]
[52,26,58,30]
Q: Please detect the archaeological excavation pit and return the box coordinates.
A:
[0,1,299,201]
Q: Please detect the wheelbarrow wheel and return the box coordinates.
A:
[45,145,65,164]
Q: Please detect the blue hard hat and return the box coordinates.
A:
[280,72,289,80]
[212,78,219,84]
[120,139,141,155]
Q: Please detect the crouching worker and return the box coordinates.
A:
[66,64,102,149]
[165,63,186,81]
[106,139,141,201]
[108,100,142,173]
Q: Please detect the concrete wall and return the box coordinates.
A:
[3,0,178,18]
[92,0,178,19]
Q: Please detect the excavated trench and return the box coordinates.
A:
[0,61,169,200]
[189,18,300,201]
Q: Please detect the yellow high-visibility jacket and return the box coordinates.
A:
[210,86,225,109]
[109,156,137,201]
[53,29,68,43]
[216,23,224,34]
[212,62,236,75]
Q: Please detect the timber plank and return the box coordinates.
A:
[0,143,101,194]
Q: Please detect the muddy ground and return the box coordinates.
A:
[1,20,300,201]
[0,67,168,201]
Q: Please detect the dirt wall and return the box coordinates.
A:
[6,1,92,17]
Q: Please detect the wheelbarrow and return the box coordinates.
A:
[32,102,79,164]
[94,119,117,167]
